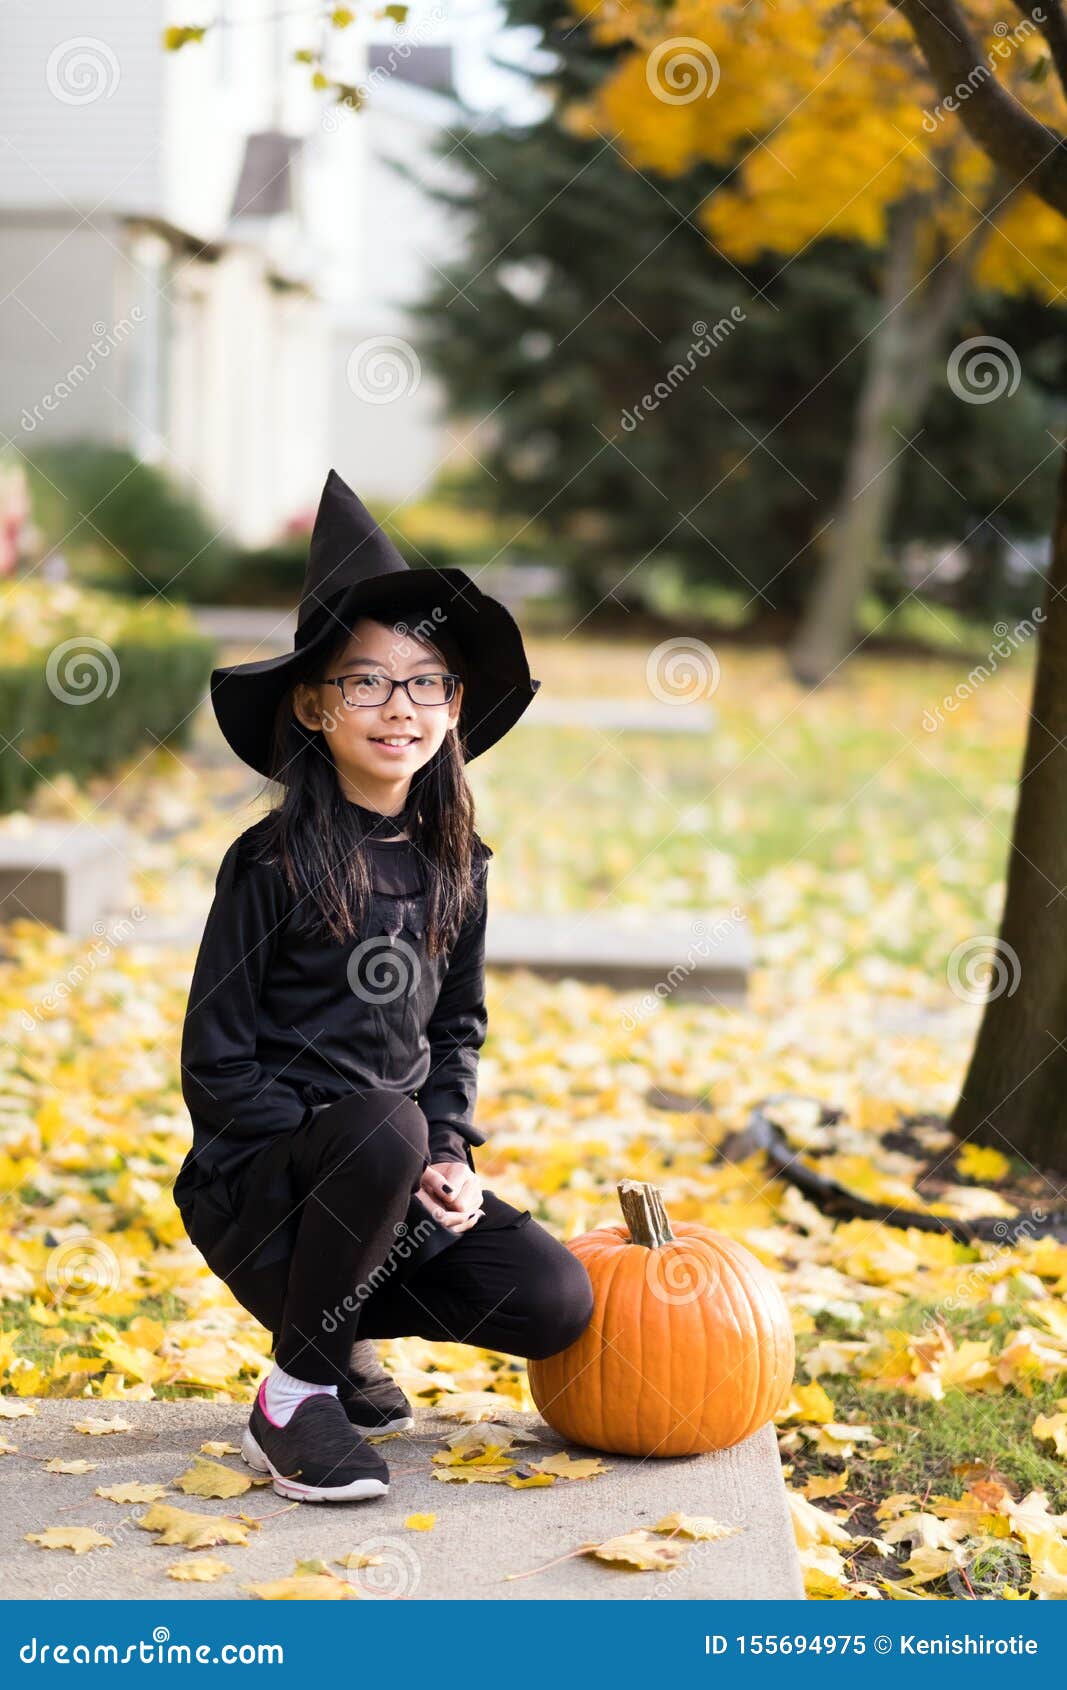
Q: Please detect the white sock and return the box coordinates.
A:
[262,1363,338,1428]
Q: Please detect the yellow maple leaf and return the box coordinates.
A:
[137,1504,255,1549]
[652,1511,740,1540]
[72,1416,132,1436]
[431,1392,513,1423]
[1032,1411,1067,1457]
[26,1527,113,1554]
[166,1559,231,1582]
[787,1491,856,1550]
[431,1441,514,1468]
[335,1551,386,1569]
[432,1464,515,1484]
[955,1143,1010,1184]
[527,1451,609,1480]
[200,1441,240,1457]
[802,1422,877,1458]
[1025,1533,1067,1597]
[43,1458,98,1475]
[405,1512,437,1530]
[0,1401,37,1419]
[803,1472,849,1499]
[777,1380,835,1424]
[95,1482,168,1504]
[172,1458,252,1499]
[901,1545,967,1585]
[587,1529,687,1570]
[245,1561,358,1600]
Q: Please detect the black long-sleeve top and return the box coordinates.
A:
[176,813,492,1193]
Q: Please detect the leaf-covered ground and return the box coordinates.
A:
[2,635,1064,1598]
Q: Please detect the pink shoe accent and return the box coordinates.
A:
[257,1380,284,1428]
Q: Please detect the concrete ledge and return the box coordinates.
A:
[484,910,751,1005]
[520,698,717,735]
[0,823,130,935]
[0,1401,802,1601]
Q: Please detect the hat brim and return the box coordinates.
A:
[209,568,540,780]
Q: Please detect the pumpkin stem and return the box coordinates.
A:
[617,1179,676,1248]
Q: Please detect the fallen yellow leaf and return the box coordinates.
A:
[137,1503,256,1550]
[166,1559,231,1582]
[95,1482,168,1504]
[652,1511,740,1541]
[587,1529,687,1571]
[172,1458,252,1499]
[73,1416,132,1436]
[26,1527,113,1554]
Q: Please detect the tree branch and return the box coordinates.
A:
[895,0,1067,215]
[1013,0,1067,103]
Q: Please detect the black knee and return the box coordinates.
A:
[521,1251,595,1360]
[309,1089,428,1189]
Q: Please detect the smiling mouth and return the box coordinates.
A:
[370,736,420,746]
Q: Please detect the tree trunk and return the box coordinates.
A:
[949,445,1067,1168]
[789,198,984,686]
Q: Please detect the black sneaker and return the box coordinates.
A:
[338,1339,414,1435]
[241,1382,390,1502]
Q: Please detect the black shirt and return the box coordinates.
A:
[176,811,492,1192]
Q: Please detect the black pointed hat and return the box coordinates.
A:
[209,468,541,780]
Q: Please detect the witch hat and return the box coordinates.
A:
[209,469,541,780]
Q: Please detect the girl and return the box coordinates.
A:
[173,470,595,1504]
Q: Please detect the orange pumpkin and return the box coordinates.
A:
[528,1178,794,1456]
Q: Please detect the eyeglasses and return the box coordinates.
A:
[321,671,461,708]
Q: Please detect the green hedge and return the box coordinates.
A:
[24,442,236,603]
[0,581,216,811]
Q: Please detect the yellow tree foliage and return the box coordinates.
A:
[566,0,1067,298]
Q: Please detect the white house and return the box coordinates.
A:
[0,1,481,548]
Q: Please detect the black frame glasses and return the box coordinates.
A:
[321,671,461,708]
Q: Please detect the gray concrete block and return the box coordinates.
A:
[485,910,751,1005]
[521,697,716,734]
[0,1400,802,1601]
[0,823,130,936]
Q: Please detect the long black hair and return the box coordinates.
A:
[250,603,481,955]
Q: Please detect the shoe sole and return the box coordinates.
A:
[241,1425,389,1503]
[347,1413,414,1436]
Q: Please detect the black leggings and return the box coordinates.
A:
[210,1089,595,1387]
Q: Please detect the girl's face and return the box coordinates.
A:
[292,617,463,804]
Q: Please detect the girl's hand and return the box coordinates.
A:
[415,1161,483,1232]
